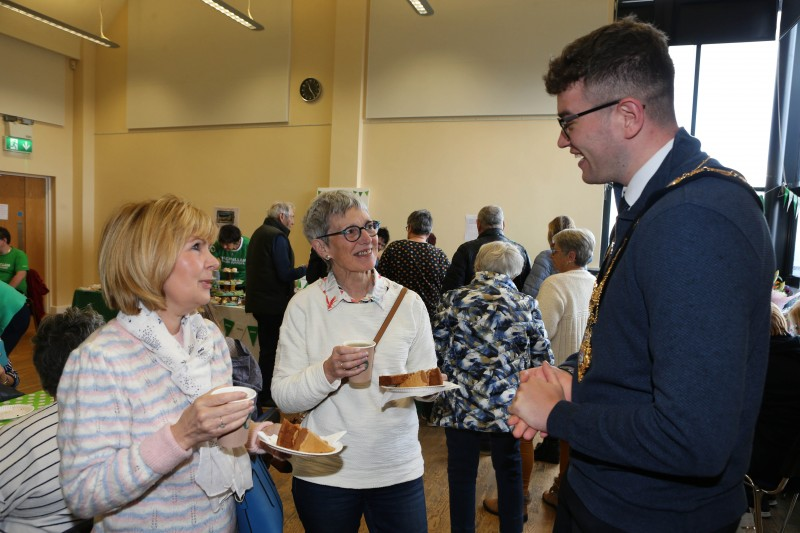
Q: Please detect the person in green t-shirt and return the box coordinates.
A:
[0,227,28,296]
[210,224,248,288]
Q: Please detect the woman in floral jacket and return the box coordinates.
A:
[430,240,553,533]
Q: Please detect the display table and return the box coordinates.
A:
[0,390,54,426]
[213,304,260,360]
[72,287,118,322]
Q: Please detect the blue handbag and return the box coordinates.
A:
[236,454,283,533]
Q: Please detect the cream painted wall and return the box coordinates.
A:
[94,125,332,262]
[92,0,337,269]
[362,119,606,265]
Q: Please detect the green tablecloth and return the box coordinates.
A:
[72,288,118,322]
[0,390,54,426]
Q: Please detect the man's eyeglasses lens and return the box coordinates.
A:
[557,99,620,140]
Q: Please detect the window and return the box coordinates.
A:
[674,41,778,188]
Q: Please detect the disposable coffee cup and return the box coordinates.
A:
[211,386,256,448]
[343,340,376,388]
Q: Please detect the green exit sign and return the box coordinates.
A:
[4,136,32,153]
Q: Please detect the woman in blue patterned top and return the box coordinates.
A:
[430,241,553,533]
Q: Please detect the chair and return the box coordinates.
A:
[25,268,49,327]
[744,434,800,533]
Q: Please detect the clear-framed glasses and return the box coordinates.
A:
[316,220,381,242]
[557,99,620,141]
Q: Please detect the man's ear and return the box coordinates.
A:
[618,98,646,139]
[311,239,329,259]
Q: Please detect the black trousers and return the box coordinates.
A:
[253,312,282,408]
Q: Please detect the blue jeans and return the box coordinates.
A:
[445,427,523,533]
[292,476,428,533]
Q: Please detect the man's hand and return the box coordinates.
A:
[508,362,568,439]
[521,362,574,401]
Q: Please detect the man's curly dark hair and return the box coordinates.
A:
[32,307,105,397]
[217,224,242,245]
[544,16,676,125]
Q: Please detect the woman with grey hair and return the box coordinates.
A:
[538,228,596,365]
[522,215,575,299]
[265,190,436,532]
[377,209,450,322]
[430,240,553,532]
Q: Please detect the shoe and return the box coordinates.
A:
[482,495,529,523]
[767,496,778,507]
[542,475,560,508]
[534,436,560,464]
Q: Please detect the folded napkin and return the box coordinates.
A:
[196,444,253,510]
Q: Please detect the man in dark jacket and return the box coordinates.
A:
[508,18,774,532]
[245,202,306,409]
[441,205,530,293]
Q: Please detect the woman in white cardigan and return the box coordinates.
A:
[267,190,436,533]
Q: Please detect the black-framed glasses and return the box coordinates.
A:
[316,220,381,242]
[557,99,620,141]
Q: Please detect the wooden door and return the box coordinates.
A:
[0,173,47,280]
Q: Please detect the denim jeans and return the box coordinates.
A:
[445,427,523,533]
[292,476,428,533]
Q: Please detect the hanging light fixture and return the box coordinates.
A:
[200,0,264,30]
[406,0,434,16]
[0,0,119,48]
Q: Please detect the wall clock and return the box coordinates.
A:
[300,78,322,102]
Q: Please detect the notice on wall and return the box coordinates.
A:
[0,204,8,220]
[464,215,478,242]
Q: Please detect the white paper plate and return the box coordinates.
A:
[0,404,34,420]
[380,381,460,395]
[257,429,345,457]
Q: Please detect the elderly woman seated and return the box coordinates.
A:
[430,240,554,532]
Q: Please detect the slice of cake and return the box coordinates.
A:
[379,368,443,387]
[276,421,300,448]
[276,421,334,453]
[296,428,334,453]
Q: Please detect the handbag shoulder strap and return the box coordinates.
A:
[373,287,408,346]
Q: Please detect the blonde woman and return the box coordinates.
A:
[58,195,274,531]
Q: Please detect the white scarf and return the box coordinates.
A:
[118,303,252,509]
[118,303,214,399]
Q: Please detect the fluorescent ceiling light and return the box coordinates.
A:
[0,0,119,48]
[200,0,264,30]
[406,0,434,16]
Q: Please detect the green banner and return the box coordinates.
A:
[247,325,259,346]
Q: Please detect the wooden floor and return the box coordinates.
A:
[271,427,560,533]
[9,320,800,532]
